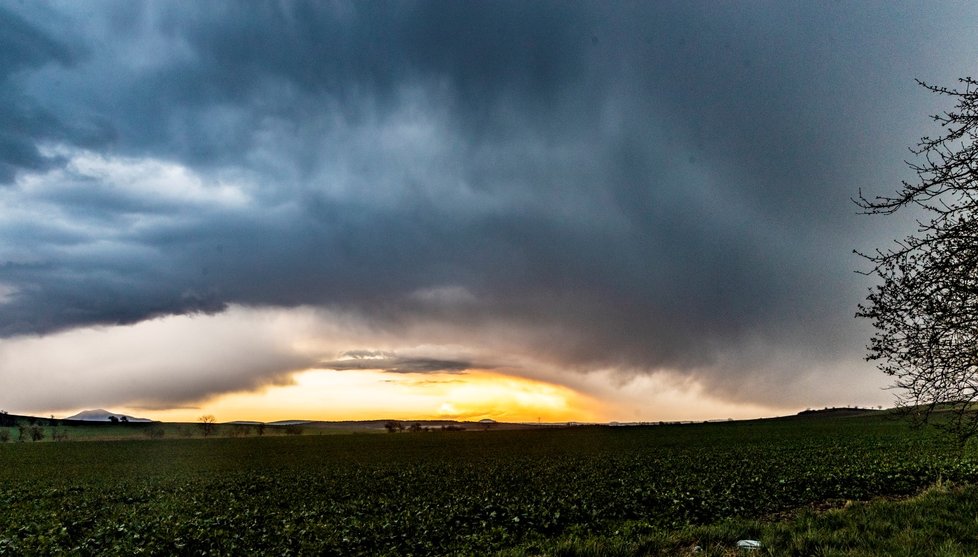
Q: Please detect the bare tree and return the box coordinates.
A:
[856,77,978,450]
[198,415,217,437]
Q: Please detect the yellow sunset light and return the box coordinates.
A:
[119,368,603,424]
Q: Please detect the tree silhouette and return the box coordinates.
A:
[199,415,217,437]
[857,77,978,449]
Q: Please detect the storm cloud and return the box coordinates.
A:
[1,2,977,410]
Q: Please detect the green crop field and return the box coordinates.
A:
[2,412,978,556]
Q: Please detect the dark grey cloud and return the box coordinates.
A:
[0,5,72,182]
[1,1,977,407]
[0,5,115,183]
[320,351,478,374]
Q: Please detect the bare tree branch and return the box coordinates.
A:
[857,77,978,450]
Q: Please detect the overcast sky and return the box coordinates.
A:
[1,1,977,419]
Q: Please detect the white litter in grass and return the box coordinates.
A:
[736,539,762,550]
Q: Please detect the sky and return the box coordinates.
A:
[1,1,977,423]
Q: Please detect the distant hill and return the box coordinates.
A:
[291,419,555,431]
[795,407,882,419]
[64,409,153,423]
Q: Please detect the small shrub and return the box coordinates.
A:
[51,428,68,442]
[0,429,9,443]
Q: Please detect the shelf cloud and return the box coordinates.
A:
[1,2,977,413]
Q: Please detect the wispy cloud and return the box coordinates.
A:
[321,351,481,374]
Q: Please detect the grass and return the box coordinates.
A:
[500,482,978,556]
[765,481,978,556]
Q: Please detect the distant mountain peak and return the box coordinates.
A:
[65,409,153,422]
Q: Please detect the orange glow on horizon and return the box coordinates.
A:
[105,369,605,424]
